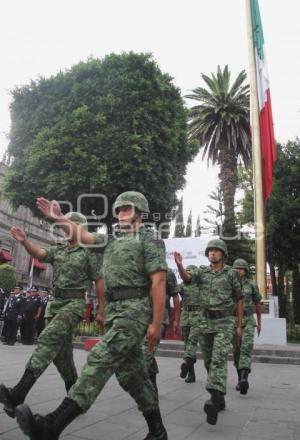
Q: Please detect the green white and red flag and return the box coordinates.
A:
[251,0,276,200]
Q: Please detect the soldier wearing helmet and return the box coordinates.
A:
[174,238,243,426]
[16,193,169,440]
[232,259,262,396]
[1,213,102,420]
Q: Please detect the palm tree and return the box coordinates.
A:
[186,65,251,241]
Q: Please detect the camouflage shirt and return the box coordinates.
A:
[241,278,262,313]
[94,225,168,290]
[166,269,179,299]
[40,244,102,292]
[191,264,242,310]
[181,266,201,306]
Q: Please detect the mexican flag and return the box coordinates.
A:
[251,0,276,200]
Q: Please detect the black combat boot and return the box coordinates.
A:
[185,362,196,383]
[239,368,250,395]
[180,357,193,379]
[0,369,36,418]
[219,393,226,411]
[203,389,222,425]
[15,397,82,440]
[235,369,241,391]
[143,408,168,440]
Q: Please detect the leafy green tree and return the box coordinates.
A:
[186,65,251,255]
[185,210,193,237]
[0,264,16,294]
[4,53,197,229]
[194,215,202,237]
[174,196,185,237]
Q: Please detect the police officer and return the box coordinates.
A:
[232,259,262,395]
[15,192,168,440]
[0,212,102,418]
[22,286,42,344]
[174,239,243,425]
[2,288,24,345]
[177,264,201,383]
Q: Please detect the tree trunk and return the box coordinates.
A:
[292,264,300,325]
[277,264,286,318]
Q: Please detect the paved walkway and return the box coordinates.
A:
[0,343,300,439]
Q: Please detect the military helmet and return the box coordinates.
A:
[205,238,228,258]
[114,191,150,213]
[65,212,88,230]
[233,258,249,271]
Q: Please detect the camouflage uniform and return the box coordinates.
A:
[68,225,168,413]
[232,278,262,371]
[180,265,201,363]
[0,213,101,419]
[26,244,101,385]
[192,264,242,394]
[14,193,169,440]
[143,268,179,384]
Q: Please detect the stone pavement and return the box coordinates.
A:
[1,343,300,440]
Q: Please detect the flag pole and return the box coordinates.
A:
[245,0,267,298]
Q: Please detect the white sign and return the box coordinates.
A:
[163,237,209,282]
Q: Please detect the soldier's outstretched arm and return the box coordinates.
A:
[36,197,95,245]
[174,252,192,283]
[147,270,167,352]
[10,227,47,259]
[236,298,244,338]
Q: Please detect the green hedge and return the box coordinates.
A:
[75,321,100,337]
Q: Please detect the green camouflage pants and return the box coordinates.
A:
[143,337,159,377]
[68,298,158,413]
[26,299,85,385]
[232,316,255,371]
[199,319,235,394]
[181,310,201,361]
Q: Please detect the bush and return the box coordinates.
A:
[0,264,16,293]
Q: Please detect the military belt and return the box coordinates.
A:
[53,289,85,299]
[203,309,233,319]
[184,305,202,312]
[106,287,149,302]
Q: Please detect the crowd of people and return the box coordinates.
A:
[0,286,49,346]
[0,191,263,440]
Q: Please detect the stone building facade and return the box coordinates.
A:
[0,162,60,290]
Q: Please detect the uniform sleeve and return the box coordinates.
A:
[91,233,109,252]
[87,250,103,281]
[231,269,243,302]
[39,246,57,264]
[166,269,179,297]
[251,283,263,304]
[144,236,168,275]
[188,268,202,286]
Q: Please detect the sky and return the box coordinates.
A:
[1,0,299,226]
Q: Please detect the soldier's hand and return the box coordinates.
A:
[256,323,261,336]
[146,323,161,352]
[10,227,27,242]
[174,251,183,266]
[36,198,62,220]
[95,312,105,334]
[236,326,242,338]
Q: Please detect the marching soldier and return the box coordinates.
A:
[232,259,262,395]
[0,212,102,418]
[15,192,168,440]
[174,239,243,425]
[2,288,24,346]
